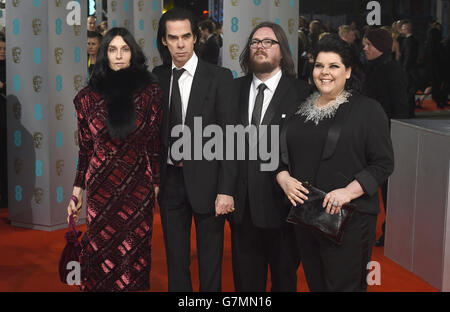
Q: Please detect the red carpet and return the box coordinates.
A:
[0,196,438,292]
[415,93,450,113]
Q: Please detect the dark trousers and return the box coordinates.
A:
[380,181,388,236]
[295,211,377,292]
[159,165,225,292]
[231,203,299,292]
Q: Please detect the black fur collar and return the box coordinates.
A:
[95,67,153,140]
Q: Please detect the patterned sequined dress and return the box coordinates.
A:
[73,83,162,292]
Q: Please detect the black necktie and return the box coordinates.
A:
[169,68,185,165]
[251,83,267,126]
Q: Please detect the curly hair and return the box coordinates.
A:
[311,34,362,93]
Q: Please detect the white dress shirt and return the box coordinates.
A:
[170,52,199,126]
[168,53,198,164]
[248,69,282,125]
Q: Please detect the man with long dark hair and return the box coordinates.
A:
[153,7,239,292]
[230,22,309,291]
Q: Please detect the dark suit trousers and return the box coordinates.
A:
[231,201,299,292]
[295,211,377,292]
[159,165,225,292]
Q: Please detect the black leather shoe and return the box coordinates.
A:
[375,235,385,247]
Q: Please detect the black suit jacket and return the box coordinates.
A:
[232,74,309,229]
[153,59,239,215]
[400,35,419,72]
[199,36,220,65]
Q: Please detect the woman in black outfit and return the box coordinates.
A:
[276,36,394,291]
[423,27,447,108]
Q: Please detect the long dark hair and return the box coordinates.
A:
[311,34,361,93]
[157,7,199,65]
[89,27,150,91]
[240,22,296,77]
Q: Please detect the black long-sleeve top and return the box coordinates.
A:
[279,93,394,215]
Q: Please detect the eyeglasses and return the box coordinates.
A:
[249,39,279,49]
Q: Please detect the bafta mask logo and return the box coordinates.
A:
[152,57,159,68]
[288,18,295,34]
[34,188,44,205]
[33,76,43,93]
[231,0,239,6]
[124,19,130,29]
[138,39,145,49]
[55,0,62,7]
[73,75,82,91]
[111,1,117,12]
[55,104,64,121]
[274,0,281,7]
[12,47,22,63]
[54,47,64,64]
[229,44,239,60]
[74,130,79,146]
[138,0,145,11]
[14,158,23,175]
[73,24,81,36]
[56,160,64,176]
[33,132,44,149]
[252,18,262,28]
[152,19,158,31]
[13,102,22,120]
[12,0,20,7]
[32,18,42,36]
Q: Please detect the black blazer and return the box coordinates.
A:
[400,35,419,72]
[199,36,220,65]
[153,59,239,215]
[232,74,310,228]
[280,93,394,215]
[363,53,409,119]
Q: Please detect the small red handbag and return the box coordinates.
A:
[58,198,82,284]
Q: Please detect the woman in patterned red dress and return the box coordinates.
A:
[66,28,162,292]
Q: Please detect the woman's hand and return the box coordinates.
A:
[276,171,309,206]
[67,187,83,223]
[323,180,364,215]
[323,188,352,215]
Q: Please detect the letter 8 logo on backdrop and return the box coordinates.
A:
[34,104,42,121]
[56,186,64,203]
[14,130,22,147]
[34,48,41,64]
[14,75,21,91]
[56,131,63,148]
[15,185,23,202]
[56,75,63,92]
[13,19,20,35]
[74,47,81,63]
[35,160,43,177]
[56,18,63,35]
[231,17,239,33]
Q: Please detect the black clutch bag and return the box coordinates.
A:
[286,182,356,244]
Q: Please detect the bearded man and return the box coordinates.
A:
[230,22,309,291]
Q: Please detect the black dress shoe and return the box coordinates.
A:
[375,235,385,247]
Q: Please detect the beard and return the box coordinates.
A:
[249,51,279,74]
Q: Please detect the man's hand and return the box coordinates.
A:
[215,194,235,217]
